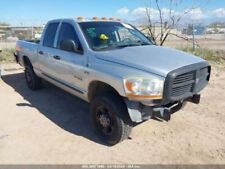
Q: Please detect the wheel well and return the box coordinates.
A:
[88,81,121,101]
[89,81,133,125]
[23,56,32,67]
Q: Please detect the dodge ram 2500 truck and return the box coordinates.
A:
[15,18,211,145]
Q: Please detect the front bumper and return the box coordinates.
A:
[125,94,201,123]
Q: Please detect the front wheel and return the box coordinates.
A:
[90,93,132,146]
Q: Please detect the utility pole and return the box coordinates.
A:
[31,26,34,39]
[191,0,195,52]
[192,23,195,51]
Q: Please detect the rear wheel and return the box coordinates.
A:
[90,93,132,146]
[25,64,42,90]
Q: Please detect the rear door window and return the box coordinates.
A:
[43,22,59,47]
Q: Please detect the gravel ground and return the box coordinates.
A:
[0,63,225,164]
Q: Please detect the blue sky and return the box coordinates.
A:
[0,0,225,25]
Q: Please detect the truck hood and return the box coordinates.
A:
[95,45,205,77]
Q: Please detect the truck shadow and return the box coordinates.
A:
[1,72,105,145]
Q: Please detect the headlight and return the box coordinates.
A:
[123,76,164,100]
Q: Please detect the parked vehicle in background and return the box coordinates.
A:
[14,18,211,145]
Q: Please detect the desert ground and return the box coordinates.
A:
[0,63,225,164]
[165,39,225,51]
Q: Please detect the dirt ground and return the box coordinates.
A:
[0,63,225,164]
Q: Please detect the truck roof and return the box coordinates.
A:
[77,20,121,23]
[48,18,122,24]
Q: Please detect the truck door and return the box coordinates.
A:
[38,22,61,78]
[50,22,86,92]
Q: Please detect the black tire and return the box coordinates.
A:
[25,64,42,90]
[90,93,132,146]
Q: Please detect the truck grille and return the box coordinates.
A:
[171,72,194,97]
[173,72,194,85]
[163,62,211,103]
[172,83,194,97]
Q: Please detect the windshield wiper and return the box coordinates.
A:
[94,42,148,51]
[134,40,152,46]
[115,43,142,48]
[95,44,139,51]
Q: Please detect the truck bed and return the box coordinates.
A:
[16,40,40,66]
[24,39,40,44]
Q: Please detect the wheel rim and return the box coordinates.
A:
[95,105,115,136]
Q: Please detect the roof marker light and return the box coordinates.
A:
[77,16,84,21]
[92,17,99,20]
[101,17,107,21]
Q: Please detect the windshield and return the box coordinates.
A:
[79,21,153,51]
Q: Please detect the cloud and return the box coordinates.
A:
[131,7,208,20]
[212,8,225,18]
[131,7,147,17]
[117,7,130,15]
[188,8,207,20]
[131,7,159,19]
[117,6,225,24]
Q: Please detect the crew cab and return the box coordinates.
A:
[15,18,211,145]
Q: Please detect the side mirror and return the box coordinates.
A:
[60,39,78,52]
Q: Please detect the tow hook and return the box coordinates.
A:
[188,94,201,104]
[163,109,171,121]
[153,107,171,122]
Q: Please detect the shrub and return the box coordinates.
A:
[0,48,16,63]
[178,47,225,64]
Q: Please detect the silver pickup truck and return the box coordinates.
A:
[15,18,211,145]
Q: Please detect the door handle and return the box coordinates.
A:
[53,55,61,60]
[38,51,44,55]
